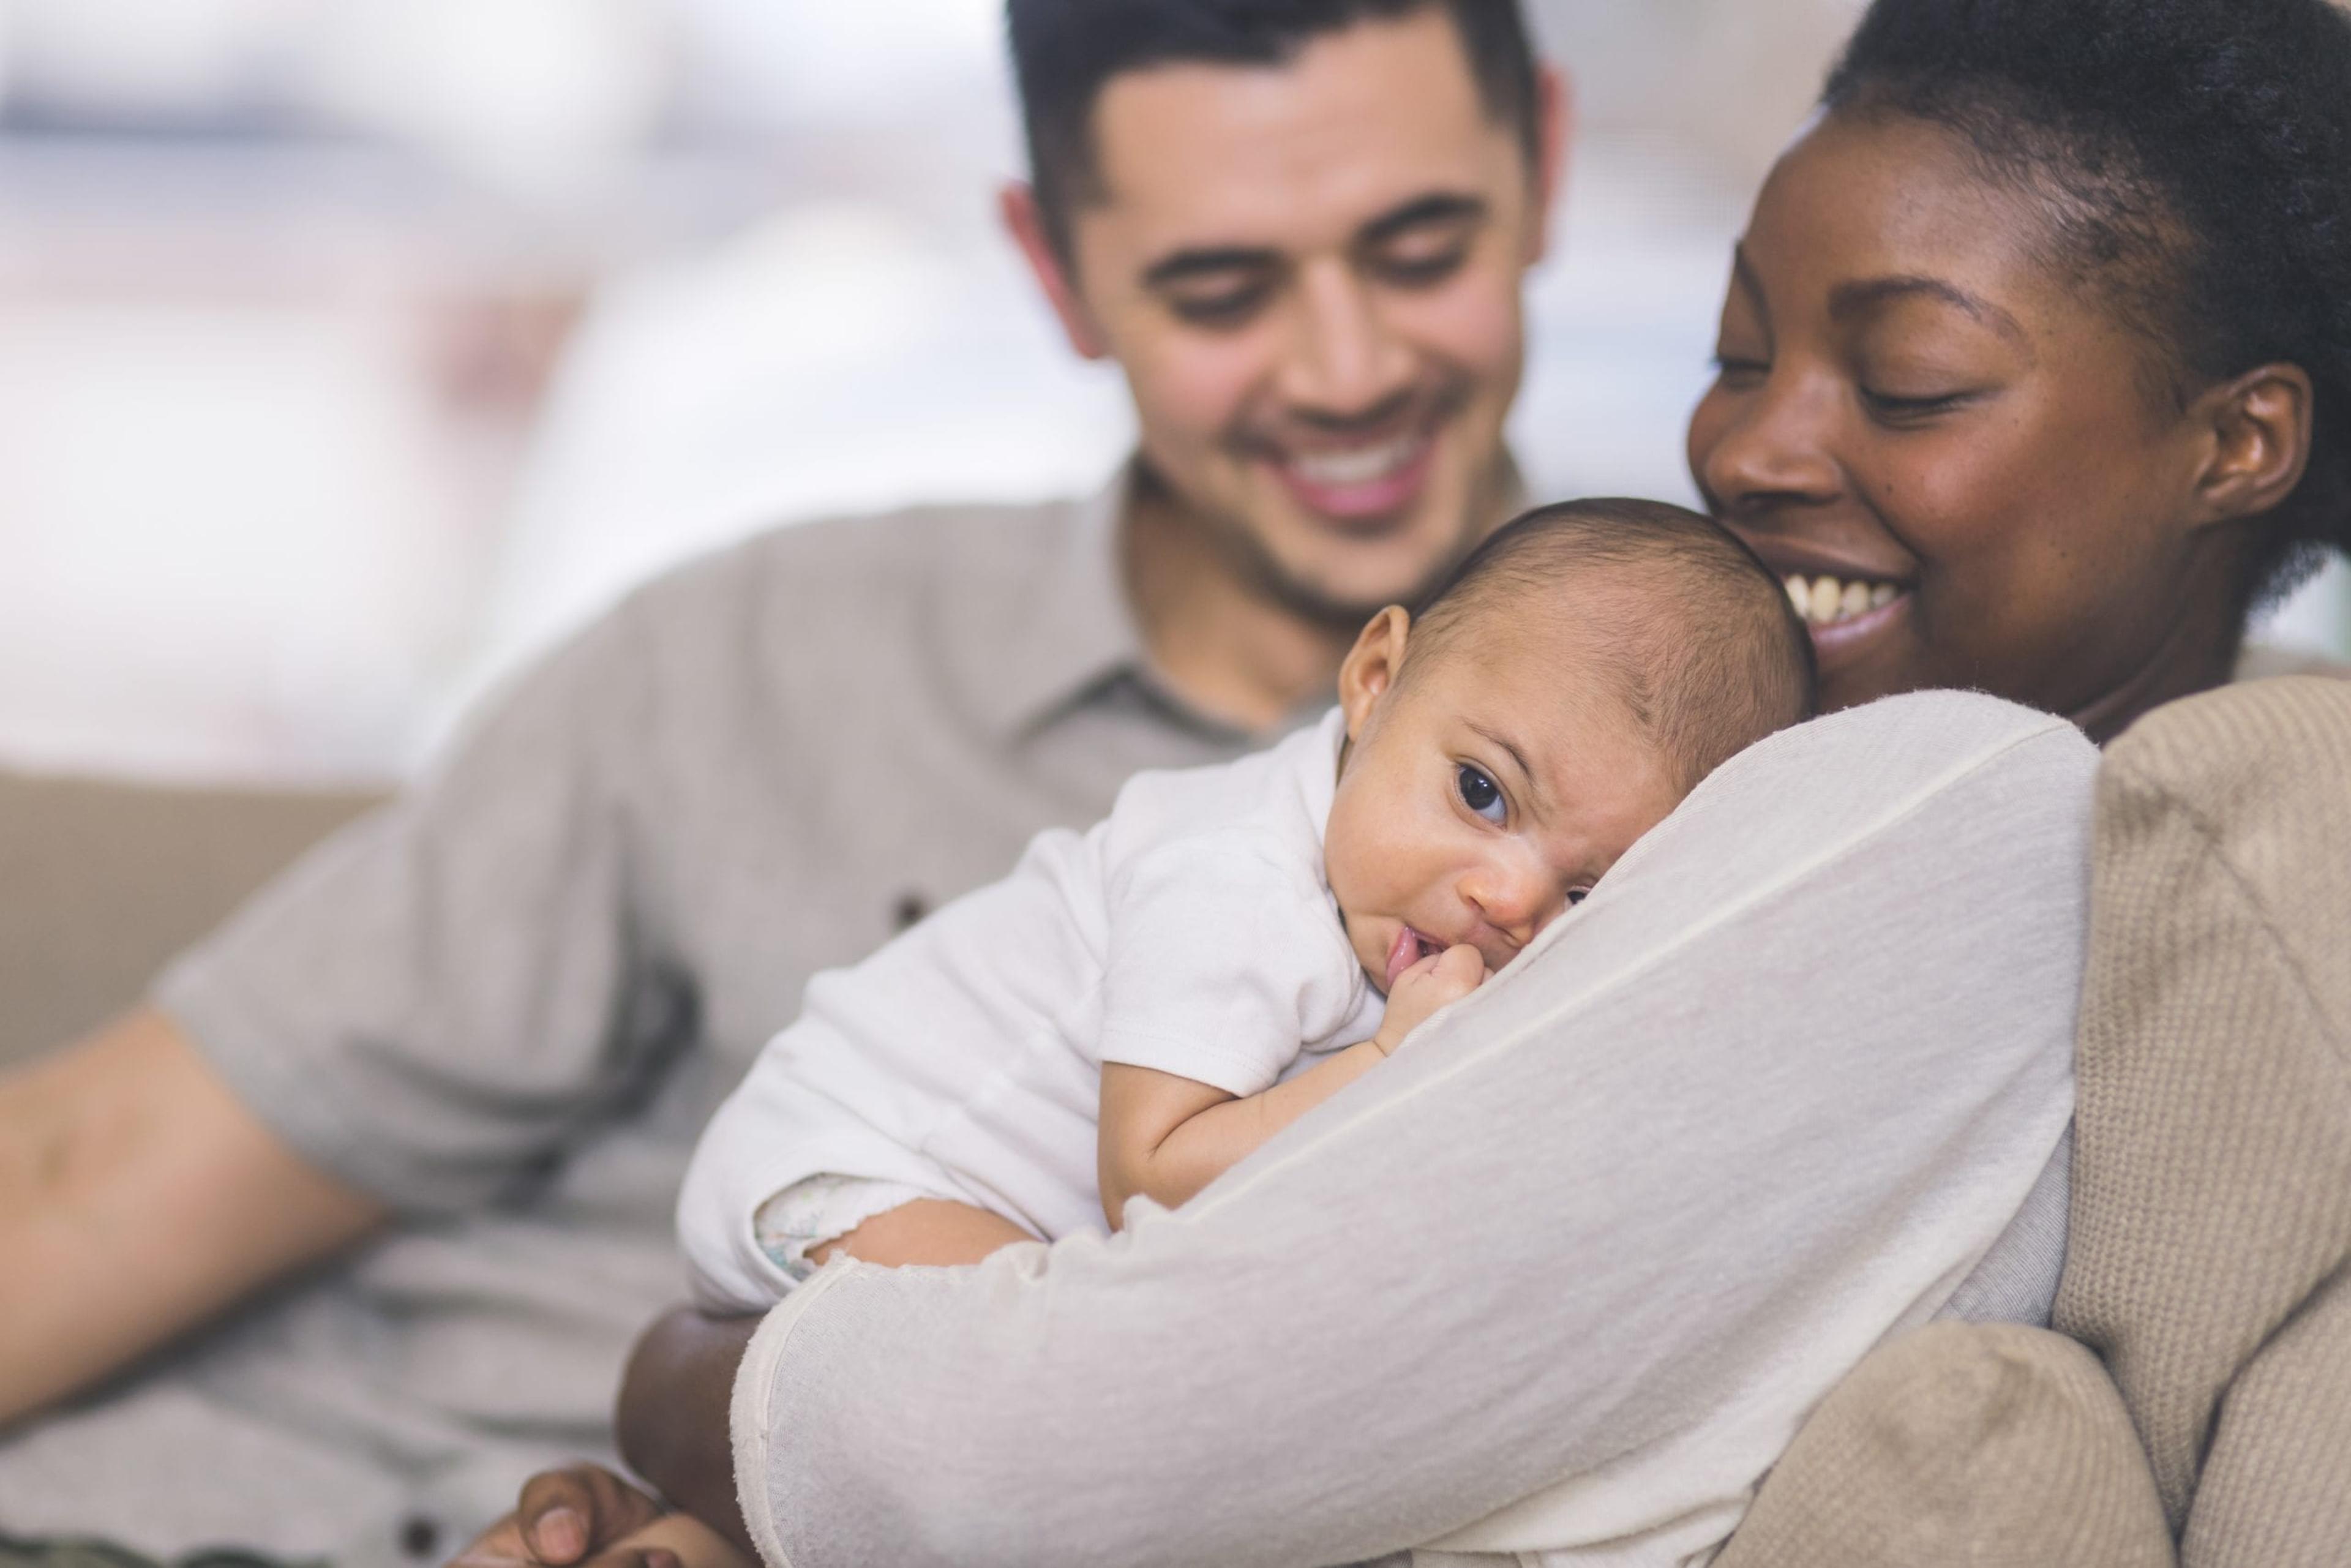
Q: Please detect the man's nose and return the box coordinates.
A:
[1276,260,1415,420]
[1697,369,1844,520]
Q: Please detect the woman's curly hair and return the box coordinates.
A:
[1825,0,2351,613]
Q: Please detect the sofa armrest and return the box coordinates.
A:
[0,770,383,1066]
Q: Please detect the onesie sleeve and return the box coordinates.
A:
[1095,833,1367,1100]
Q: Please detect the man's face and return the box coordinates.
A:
[1029,9,1558,623]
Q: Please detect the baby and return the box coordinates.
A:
[680,498,1816,1306]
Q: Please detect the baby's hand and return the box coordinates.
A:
[1373,943,1488,1054]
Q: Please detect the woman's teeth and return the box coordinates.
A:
[1288,435,1424,487]
[1785,573,1901,626]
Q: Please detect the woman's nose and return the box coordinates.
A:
[1693,371,1844,520]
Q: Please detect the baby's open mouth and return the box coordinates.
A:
[1384,925,1439,991]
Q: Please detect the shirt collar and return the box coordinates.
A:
[964,451,1531,743]
[958,462,1152,742]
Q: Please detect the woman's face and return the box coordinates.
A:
[1687,110,2242,736]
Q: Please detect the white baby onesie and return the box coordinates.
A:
[678,705,1384,1311]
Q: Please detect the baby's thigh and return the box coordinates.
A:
[761,1176,1031,1273]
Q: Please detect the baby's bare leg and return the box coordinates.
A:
[807,1198,1034,1269]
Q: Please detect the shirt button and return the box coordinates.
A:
[399,1515,441,1559]
[892,891,931,932]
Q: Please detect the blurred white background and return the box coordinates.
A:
[2,0,2342,782]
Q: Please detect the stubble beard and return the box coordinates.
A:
[1148,394,1501,629]
[1202,498,1485,631]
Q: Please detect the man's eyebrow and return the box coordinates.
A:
[1828,275,2029,344]
[1137,192,1488,291]
[1141,246,1281,291]
[1357,191,1488,248]
[1466,720,1546,809]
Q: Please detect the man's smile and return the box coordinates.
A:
[1267,430,1438,522]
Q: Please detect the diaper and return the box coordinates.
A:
[754,1172,944,1283]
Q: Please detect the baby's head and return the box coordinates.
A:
[1325,498,1817,992]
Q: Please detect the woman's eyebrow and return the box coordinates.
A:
[1828,274,2029,345]
[1728,244,1772,335]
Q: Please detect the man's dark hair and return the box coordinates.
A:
[1411,499,1820,793]
[1007,0,1542,263]
[1823,0,2351,617]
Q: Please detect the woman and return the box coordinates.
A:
[1692,0,2350,735]
[471,0,2351,1562]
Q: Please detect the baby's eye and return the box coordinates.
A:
[1567,887,1590,906]
[1456,763,1505,823]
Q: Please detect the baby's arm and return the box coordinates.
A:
[1098,943,1485,1227]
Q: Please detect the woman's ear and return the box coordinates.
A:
[1338,607,1412,739]
[2190,362,2315,525]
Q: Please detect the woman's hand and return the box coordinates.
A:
[449,1463,666,1568]
[1373,943,1487,1054]
[449,1464,760,1568]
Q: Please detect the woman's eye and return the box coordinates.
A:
[1859,387,1973,423]
[1455,763,1505,823]
[1710,351,1769,389]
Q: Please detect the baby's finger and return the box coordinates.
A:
[1431,943,1488,994]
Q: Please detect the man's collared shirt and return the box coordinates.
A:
[0,473,1291,1564]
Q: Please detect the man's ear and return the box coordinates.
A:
[999,182,1110,361]
[1338,607,1413,739]
[1524,66,1574,268]
[2189,362,2314,527]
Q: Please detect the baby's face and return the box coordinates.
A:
[1324,608,1686,992]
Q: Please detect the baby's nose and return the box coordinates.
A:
[1466,866,1555,945]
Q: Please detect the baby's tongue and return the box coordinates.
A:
[1384,926,1425,991]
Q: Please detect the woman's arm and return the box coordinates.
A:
[616,1199,1035,1551]
[617,1311,761,1555]
[726,697,2101,1568]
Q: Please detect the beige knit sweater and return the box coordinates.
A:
[1721,675,2351,1568]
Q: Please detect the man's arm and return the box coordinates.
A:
[0,1007,385,1424]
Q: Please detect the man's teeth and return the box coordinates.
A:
[1288,435,1423,487]
[1785,573,1901,626]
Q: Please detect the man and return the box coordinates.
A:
[0,0,1558,1558]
